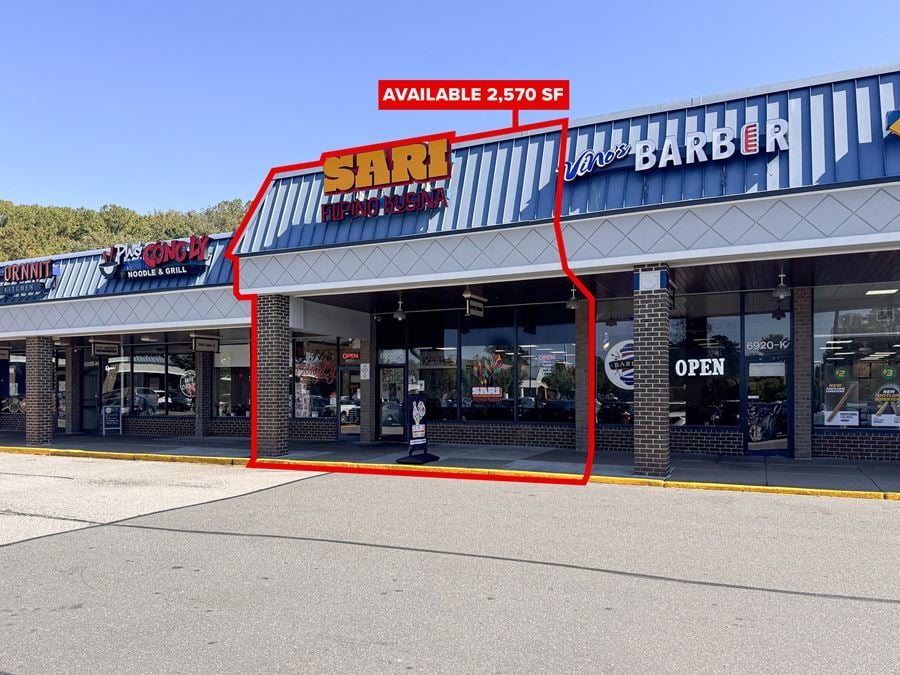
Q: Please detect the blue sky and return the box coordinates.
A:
[1,0,896,213]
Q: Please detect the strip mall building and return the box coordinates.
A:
[3,65,900,476]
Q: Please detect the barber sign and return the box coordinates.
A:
[564,119,789,182]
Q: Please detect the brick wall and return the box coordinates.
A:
[256,294,291,456]
[25,336,55,445]
[0,414,25,432]
[633,264,670,476]
[793,287,812,458]
[122,415,195,436]
[194,350,212,437]
[595,424,634,452]
[671,427,744,455]
[290,417,338,441]
[428,422,576,448]
[812,430,900,461]
[210,416,251,437]
[358,321,378,443]
[575,299,590,452]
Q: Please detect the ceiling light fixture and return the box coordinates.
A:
[565,287,578,311]
[392,294,406,321]
[605,314,618,327]
[772,270,792,300]
[865,289,898,296]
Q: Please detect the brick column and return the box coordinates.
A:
[194,350,212,437]
[256,295,291,456]
[792,287,812,459]
[575,299,590,453]
[25,336,56,445]
[64,345,82,433]
[359,318,378,443]
[633,264,670,477]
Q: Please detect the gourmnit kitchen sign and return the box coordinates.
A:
[564,118,789,182]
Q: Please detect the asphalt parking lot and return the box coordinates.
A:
[1,453,899,673]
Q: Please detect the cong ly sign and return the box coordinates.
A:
[99,235,210,281]
[564,118,789,182]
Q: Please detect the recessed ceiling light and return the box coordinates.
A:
[865,289,898,296]
[833,352,856,356]
[826,340,853,344]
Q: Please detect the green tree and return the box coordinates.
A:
[0,198,250,262]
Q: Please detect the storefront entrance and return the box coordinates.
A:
[379,365,405,440]
[81,354,101,432]
[338,365,361,438]
[745,358,791,455]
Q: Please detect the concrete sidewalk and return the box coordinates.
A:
[2,431,899,494]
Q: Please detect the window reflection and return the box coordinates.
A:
[814,283,900,429]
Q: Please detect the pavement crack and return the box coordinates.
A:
[0,509,102,525]
[111,523,900,606]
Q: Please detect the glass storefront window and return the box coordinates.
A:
[131,347,165,415]
[460,309,515,421]
[214,344,251,417]
[669,293,741,426]
[744,292,791,357]
[103,354,129,417]
[814,283,900,429]
[2,354,26,414]
[408,311,459,421]
[165,348,196,416]
[518,304,576,422]
[596,298,635,424]
[294,339,337,418]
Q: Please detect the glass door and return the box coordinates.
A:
[338,366,361,438]
[379,366,405,439]
[745,359,791,455]
[82,354,100,432]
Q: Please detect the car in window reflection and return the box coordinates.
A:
[153,388,193,412]
[596,397,633,424]
[323,396,360,424]
[101,388,159,415]
[381,399,402,426]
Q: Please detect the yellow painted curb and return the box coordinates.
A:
[0,445,246,467]
[588,475,666,488]
[253,457,582,480]
[51,449,137,461]
[885,492,900,501]
[0,445,51,456]
[663,480,886,500]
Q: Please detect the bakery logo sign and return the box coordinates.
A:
[0,259,60,298]
[564,118,789,182]
[99,235,210,280]
[320,135,452,223]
